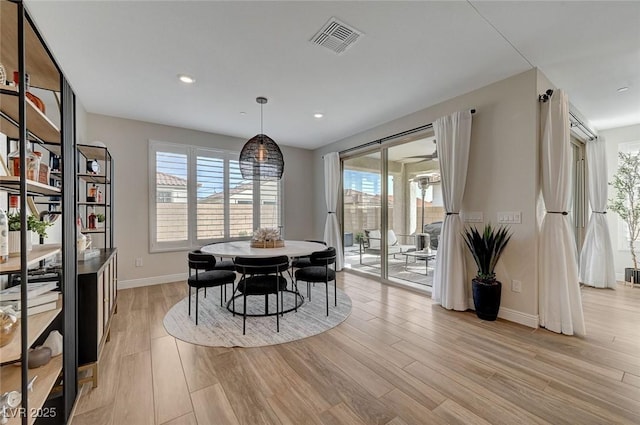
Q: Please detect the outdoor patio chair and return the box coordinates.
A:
[359,229,416,264]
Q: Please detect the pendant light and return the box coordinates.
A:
[239,97,284,180]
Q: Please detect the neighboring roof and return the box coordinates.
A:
[156,171,188,187]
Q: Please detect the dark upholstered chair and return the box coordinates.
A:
[187,251,236,325]
[295,247,337,316]
[195,246,236,271]
[233,255,290,335]
[290,240,327,279]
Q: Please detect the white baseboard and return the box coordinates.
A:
[118,273,187,290]
[468,297,538,329]
[498,307,539,328]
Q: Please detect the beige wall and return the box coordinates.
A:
[312,69,541,322]
[601,123,640,280]
[86,113,314,284]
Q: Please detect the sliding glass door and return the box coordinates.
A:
[342,133,443,288]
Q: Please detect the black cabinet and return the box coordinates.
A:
[77,249,117,388]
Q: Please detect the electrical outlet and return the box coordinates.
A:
[511,279,522,293]
[135,257,143,267]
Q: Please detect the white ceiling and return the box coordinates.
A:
[24,1,640,149]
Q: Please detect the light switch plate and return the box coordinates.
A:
[463,211,483,223]
[497,211,522,224]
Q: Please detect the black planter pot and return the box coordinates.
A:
[472,279,502,321]
[624,268,640,283]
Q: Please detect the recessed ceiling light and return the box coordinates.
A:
[178,74,196,84]
[239,112,246,116]
[617,86,629,93]
[314,113,324,119]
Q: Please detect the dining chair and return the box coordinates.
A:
[196,245,236,271]
[233,255,290,335]
[290,240,327,279]
[294,247,337,316]
[187,251,236,325]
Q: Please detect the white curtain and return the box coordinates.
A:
[579,137,616,288]
[539,89,586,336]
[432,110,472,311]
[323,152,344,271]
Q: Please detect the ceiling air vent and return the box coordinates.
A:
[310,17,363,54]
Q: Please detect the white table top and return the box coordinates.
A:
[201,240,327,258]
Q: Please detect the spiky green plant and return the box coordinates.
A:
[462,224,512,283]
[609,151,640,270]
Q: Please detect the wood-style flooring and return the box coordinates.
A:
[70,274,640,425]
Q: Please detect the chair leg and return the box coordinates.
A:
[280,285,284,316]
[334,279,337,306]
[204,287,207,298]
[188,285,191,316]
[220,285,223,306]
[307,281,311,300]
[265,294,269,315]
[276,287,280,333]
[195,287,199,326]
[325,278,329,316]
[243,292,247,335]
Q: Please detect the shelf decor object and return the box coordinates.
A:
[239,97,284,180]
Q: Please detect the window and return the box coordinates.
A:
[149,141,282,251]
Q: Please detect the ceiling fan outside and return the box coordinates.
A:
[405,140,438,162]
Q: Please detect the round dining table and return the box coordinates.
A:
[200,240,327,258]
[201,240,327,316]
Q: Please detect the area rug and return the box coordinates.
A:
[163,283,352,348]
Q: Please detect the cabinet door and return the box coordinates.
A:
[102,267,109,329]
[97,272,104,345]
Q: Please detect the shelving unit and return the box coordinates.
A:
[77,143,113,249]
[0,1,77,423]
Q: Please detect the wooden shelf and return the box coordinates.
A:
[1,245,61,275]
[77,174,110,184]
[0,355,63,425]
[0,1,61,92]
[0,176,61,196]
[81,228,108,234]
[77,202,109,207]
[0,296,62,364]
[0,88,60,143]
[77,144,110,162]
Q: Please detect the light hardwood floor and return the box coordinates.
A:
[70,274,640,425]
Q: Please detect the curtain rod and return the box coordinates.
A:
[538,89,597,141]
[333,108,476,157]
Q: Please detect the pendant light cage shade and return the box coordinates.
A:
[239,134,284,180]
[239,96,284,180]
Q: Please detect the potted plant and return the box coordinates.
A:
[96,213,106,228]
[609,151,640,283]
[7,212,53,255]
[462,223,512,321]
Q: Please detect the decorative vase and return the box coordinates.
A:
[472,279,502,321]
[8,230,32,256]
[624,268,640,284]
[0,308,18,347]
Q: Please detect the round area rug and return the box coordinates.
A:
[163,283,352,348]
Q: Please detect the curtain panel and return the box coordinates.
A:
[579,137,616,288]
[432,110,472,311]
[539,89,586,336]
[323,152,344,271]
